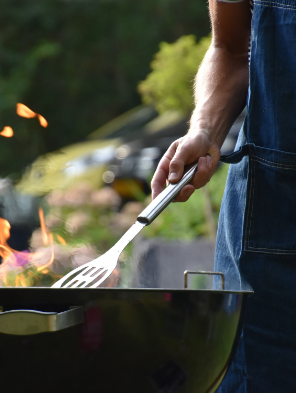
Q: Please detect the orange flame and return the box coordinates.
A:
[57,235,66,245]
[0,208,118,288]
[0,127,13,138]
[0,208,55,287]
[17,104,36,118]
[106,268,119,288]
[0,218,30,272]
[38,114,48,128]
[39,207,49,245]
[37,232,54,272]
[16,103,48,128]
[0,219,15,261]
[36,207,55,272]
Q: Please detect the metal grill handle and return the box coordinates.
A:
[184,270,225,290]
[0,306,84,335]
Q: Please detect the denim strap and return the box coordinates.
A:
[220,144,251,164]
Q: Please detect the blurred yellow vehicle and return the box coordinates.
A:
[16,106,158,197]
[16,139,120,196]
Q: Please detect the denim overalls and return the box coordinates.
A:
[214,0,296,391]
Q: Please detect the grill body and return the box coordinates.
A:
[0,287,250,393]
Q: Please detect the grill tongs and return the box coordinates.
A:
[52,162,198,288]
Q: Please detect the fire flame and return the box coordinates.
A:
[0,208,119,288]
[0,127,14,138]
[107,268,119,288]
[57,235,66,245]
[0,208,55,286]
[17,103,48,128]
[0,219,18,262]
[0,104,47,139]
[39,207,49,245]
[38,114,48,128]
[16,104,36,119]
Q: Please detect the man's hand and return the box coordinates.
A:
[151,128,221,202]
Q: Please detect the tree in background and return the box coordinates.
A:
[0,0,210,179]
[138,34,211,116]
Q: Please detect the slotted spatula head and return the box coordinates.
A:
[52,221,146,288]
[51,252,116,288]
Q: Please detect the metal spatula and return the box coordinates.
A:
[51,162,198,288]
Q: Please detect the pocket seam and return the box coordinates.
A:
[246,246,296,254]
[245,151,256,252]
[253,156,296,170]
[244,151,296,255]
[255,0,296,12]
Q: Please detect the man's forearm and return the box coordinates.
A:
[190,43,249,148]
[151,0,251,201]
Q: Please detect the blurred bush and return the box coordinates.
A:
[138,34,211,115]
[43,164,228,251]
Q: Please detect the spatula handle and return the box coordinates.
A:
[137,162,198,225]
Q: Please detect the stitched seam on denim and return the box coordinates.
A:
[255,0,296,9]
[246,248,296,255]
[245,154,296,254]
[253,156,296,170]
[255,0,296,10]
[245,151,255,250]
[248,157,256,249]
[248,245,296,252]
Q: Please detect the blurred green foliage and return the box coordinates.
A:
[45,164,228,250]
[191,273,209,290]
[0,0,210,179]
[138,34,212,115]
[2,265,58,287]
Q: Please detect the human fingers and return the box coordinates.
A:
[190,144,221,190]
[173,184,195,203]
[151,140,179,199]
[168,133,211,184]
[173,143,221,202]
[152,133,220,201]
[173,156,212,202]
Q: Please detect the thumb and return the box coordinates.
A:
[168,157,186,183]
[168,143,196,183]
